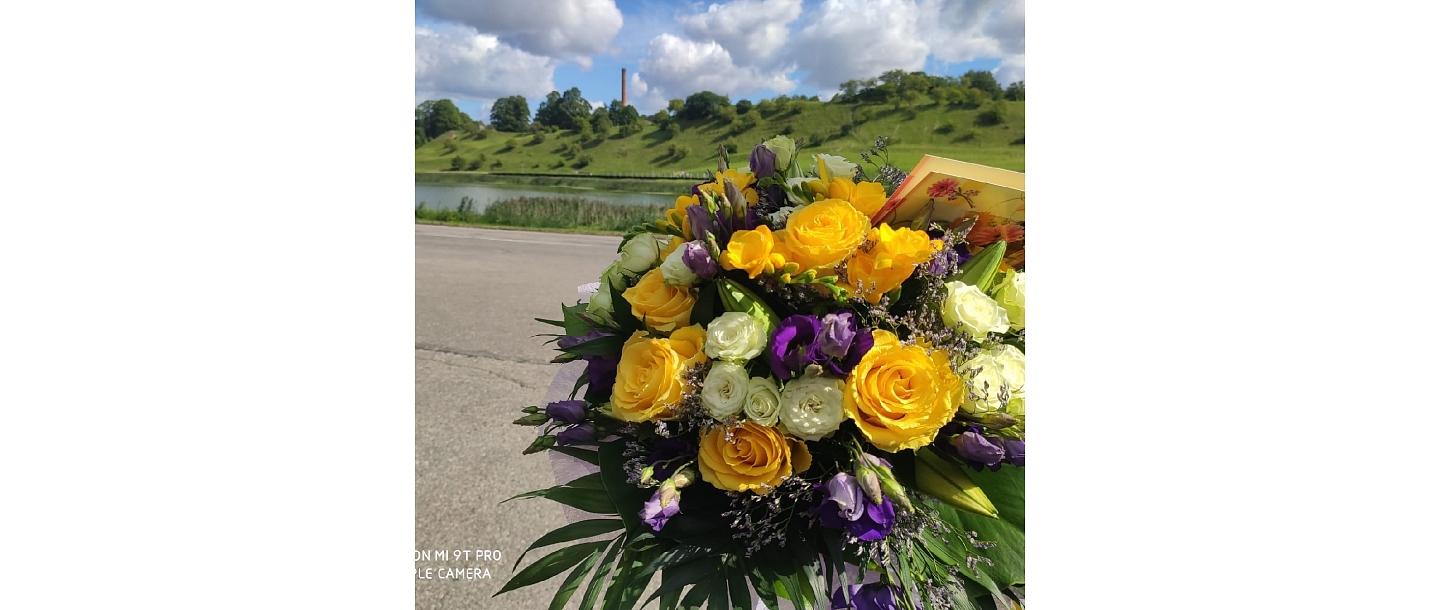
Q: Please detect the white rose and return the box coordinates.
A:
[812,153,857,180]
[942,281,1010,339]
[659,244,698,287]
[743,376,781,426]
[618,235,663,275]
[987,344,1025,399]
[701,362,750,420]
[586,285,613,318]
[995,271,1025,329]
[586,260,628,317]
[958,353,1011,415]
[704,312,767,362]
[777,372,846,441]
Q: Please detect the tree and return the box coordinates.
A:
[1004,80,1025,101]
[489,96,531,132]
[420,99,466,138]
[961,70,1003,99]
[679,91,731,120]
[667,99,685,114]
[591,108,613,138]
[735,99,753,115]
[535,87,592,130]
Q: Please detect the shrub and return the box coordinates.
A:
[467,155,485,170]
[574,154,593,168]
[735,99,753,115]
[667,143,690,159]
[619,122,643,138]
[976,101,1008,126]
[955,128,979,142]
[780,124,794,135]
[530,132,547,144]
[443,139,460,154]
[838,122,855,137]
[935,121,957,135]
[809,132,827,146]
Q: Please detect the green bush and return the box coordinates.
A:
[976,101,1008,126]
[935,121,957,135]
[574,154,593,168]
[955,128,979,142]
[450,156,466,170]
[467,155,485,170]
[530,132,547,145]
[619,122,643,138]
[442,139,460,154]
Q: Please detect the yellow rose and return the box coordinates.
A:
[843,330,962,452]
[781,199,871,271]
[622,268,697,332]
[697,421,810,494]
[719,225,789,279]
[844,224,943,303]
[610,326,708,422]
[826,178,889,218]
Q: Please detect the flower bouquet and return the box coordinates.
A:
[501,135,1025,610]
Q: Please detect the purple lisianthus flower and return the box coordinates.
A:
[749,143,777,179]
[814,311,874,377]
[768,314,823,381]
[556,422,595,446]
[849,495,895,541]
[544,400,585,425]
[681,241,719,279]
[952,429,1007,468]
[817,473,864,528]
[645,437,696,481]
[832,583,900,610]
[685,204,714,241]
[640,489,680,531]
[557,330,620,403]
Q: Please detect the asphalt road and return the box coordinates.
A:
[415,225,622,609]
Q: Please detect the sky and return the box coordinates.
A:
[415,0,1024,122]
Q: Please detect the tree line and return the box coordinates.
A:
[416,68,1023,146]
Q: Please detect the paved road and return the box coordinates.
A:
[416,225,621,609]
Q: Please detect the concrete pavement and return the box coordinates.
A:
[415,225,622,609]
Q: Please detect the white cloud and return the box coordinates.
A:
[678,0,802,69]
[791,0,931,91]
[416,0,623,62]
[920,0,1025,84]
[414,24,557,105]
[632,33,796,105]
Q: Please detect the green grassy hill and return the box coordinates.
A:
[416,97,1024,179]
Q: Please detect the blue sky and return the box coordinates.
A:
[415,0,1024,121]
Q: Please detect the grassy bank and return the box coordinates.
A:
[414,171,695,195]
[417,96,1024,176]
[416,196,667,233]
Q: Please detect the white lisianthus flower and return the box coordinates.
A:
[812,154,857,180]
[763,135,796,171]
[743,376,781,426]
[942,281,1010,339]
[777,369,846,441]
[659,244,698,287]
[704,312,767,362]
[701,362,750,420]
[618,235,664,275]
[586,260,627,318]
[994,271,1025,329]
[958,352,1012,415]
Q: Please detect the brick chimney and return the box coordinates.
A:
[621,68,627,107]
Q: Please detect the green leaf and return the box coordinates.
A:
[789,538,823,607]
[578,537,625,610]
[496,540,611,596]
[604,545,661,610]
[641,554,720,607]
[725,564,750,610]
[514,519,625,570]
[658,588,682,610]
[567,472,607,490]
[561,333,626,357]
[690,281,719,328]
[551,445,600,465]
[559,301,600,336]
[599,440,653,534]
[705,571,729,610]
[678,583,709,610]
[748,563,778,610]
[609,282,640,332]
[544,487,620,515]
[550,543,607,610]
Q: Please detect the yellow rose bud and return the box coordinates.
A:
[610,326,708,422]
[843,330,963,452]
[622,268,697,332]
[781,199,871,272]
[697,421,802,494]
[719,225,789,279]
[844,224,943,303]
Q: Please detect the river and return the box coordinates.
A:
[415,182,676,211]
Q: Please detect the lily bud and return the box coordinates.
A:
[523,435,556,455]
[715,279,781,335]
[914,448,999,519]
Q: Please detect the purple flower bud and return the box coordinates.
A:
[640,487,681,531]
[685,204,714,241]
[544,400,586,425]
[680,241,719,279]
[818,311,857,359]
[832,583,900,610]
[952,430,1007,467]
[557,329,612,350]
[555,422,595,446]
[768,314,823,381]
[824,473,864,522]
[1002,437,1025,468]
[749,144,777,179]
